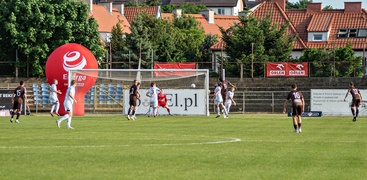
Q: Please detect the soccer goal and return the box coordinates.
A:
[68,69,210,116]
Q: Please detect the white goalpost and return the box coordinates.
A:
[68,69,210,116]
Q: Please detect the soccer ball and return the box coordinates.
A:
[190,83,196,88]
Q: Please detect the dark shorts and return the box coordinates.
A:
[129,95,137,106]
[292,104,302,116]
[13,98,23,111]
[351,99,361,107]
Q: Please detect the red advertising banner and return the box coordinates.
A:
[154,62,196,76]
[287,62,308,77]
[266,63,287,77]
[266,62,308,77]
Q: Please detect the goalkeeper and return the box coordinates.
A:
[157,89,172,116]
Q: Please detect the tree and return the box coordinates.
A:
[0,0,104,77]
[173,15,206,62]
[299,44,363,77]
[220,16,296,77]
[126,12,153,69]
[286,0,312,9]
[200,34,219,63]
[108,23,129,69]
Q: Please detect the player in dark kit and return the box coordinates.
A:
[10,81,27,123]
[127,80,140,121]
[344,82,363,122]
[283,84,304,133]
[219,77,236,103]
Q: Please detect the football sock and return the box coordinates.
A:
[55,103,60,112]
[16,112,20,119]
[298,123,302,129]
[356,109,359,117]
[223,107,228,116]
[67,117,72,128]
[351,108,355,116]
[294,125,297,130]
[50,105,55,113]
[132,110,136,116]
[59,114,69,122]
[11,111,14,118]
[167,108,171,113]
[127,108,131,115]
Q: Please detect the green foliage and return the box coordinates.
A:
[126,12,153,69]
[220,16,295,77]
[200,34,219,62]
[323,5,333,10]
[108,23,129,69]
[161,2,207,14]
[0,0,104,77]
[299,44,363,77]
[286,0,312,9]
[126,13,206,64]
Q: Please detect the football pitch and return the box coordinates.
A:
[0,114,366,179]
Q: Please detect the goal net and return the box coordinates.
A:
[68,69,210,116]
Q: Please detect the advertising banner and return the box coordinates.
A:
[45,43,98,116]
[287,62,308,76]
[0,90,13,116]
[266,63,287,77]
[266,62,309,77]
[311,89,367,116]
[154,62,196,76]
[123,89,207,115]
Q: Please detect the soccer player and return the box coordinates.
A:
[56,80,77,129]
[225,86,236,114]
[49,79,62,117]
[283,84,304,133]
[157,89,172,116]
[213,82,228,118]
[146,82,160,117]
[127,80,140,121]
[219,77,236,103]
[344,82,363,122]
[10,81,27,123]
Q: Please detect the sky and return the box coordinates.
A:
[287,0,367,9]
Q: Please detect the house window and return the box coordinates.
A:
[338,29,348,38]
[349,29,357,38]
[358,29,367,37]
[313,34,323,41]
[218,9,225,15]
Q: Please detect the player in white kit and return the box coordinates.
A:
[225,86,236,114]
[50,79,62,117]
[213,82,228,118]
[146,82,160,117]
[56,80,77,129]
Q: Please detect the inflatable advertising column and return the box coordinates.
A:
[45,43,98,116]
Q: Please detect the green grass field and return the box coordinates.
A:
[0,113,366,180]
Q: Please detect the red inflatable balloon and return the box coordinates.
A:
[45,43,98,116]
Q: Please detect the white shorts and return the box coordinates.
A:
[225,100,232,107]
[214,96,223,104]
[150,98,158,107]
[50,96,59,104]
[64,101,73,112]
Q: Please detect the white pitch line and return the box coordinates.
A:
[0,137,241,149]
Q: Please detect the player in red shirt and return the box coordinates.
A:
[157,89,172,116]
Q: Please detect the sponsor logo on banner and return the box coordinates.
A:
[287,111,322,117]
[266,62,308,77]
[45,43,98,116]
[267,63,287,77]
